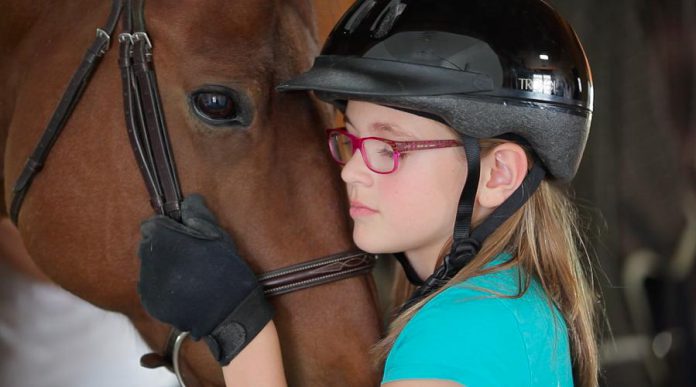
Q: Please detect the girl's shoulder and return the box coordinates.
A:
[382,255,573,387]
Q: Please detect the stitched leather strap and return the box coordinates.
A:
[259,250,376,296]
[119,0,182,220]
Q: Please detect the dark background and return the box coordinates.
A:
[551,0,696,385]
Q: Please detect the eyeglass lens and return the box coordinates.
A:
[328,131,396,173]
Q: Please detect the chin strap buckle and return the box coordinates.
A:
[442,238,481,276]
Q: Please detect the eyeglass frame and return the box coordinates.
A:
[326,127,464,174]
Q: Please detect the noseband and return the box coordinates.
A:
[9,1,376,385]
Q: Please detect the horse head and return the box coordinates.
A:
[1,1,382,385]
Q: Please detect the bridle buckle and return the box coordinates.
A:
[132,31,153,50]
[95,28,111,56]
[118,32,134,44]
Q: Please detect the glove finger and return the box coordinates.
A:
[182,194,218,225]
[181,194,224,239]
[140,215,216,241]
[184,216,223,239]
[140,215,168,238]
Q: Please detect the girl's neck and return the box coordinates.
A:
[404,242,447,281]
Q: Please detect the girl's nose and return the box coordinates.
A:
[340,148,373,186]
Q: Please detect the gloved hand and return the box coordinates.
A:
[137,194,273,366]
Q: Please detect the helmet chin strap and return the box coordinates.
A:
[392,134,479,287]
[393,252,425,286]
[399,138,546,313]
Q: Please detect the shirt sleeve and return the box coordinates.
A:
[382,287,532,387]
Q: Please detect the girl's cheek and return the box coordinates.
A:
[382,175,432,223]
[379,173,418,207]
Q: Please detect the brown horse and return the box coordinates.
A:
[0,1,383,386]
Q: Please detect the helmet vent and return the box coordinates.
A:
[370,0,407,39]
[344,0,377,34]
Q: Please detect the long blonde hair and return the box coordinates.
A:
[372,139,600,387]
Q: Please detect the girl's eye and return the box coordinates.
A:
[377,145,395,158]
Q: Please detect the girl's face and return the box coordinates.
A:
[341,101,468,267]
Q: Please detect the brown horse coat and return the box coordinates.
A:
[1,1,381,386]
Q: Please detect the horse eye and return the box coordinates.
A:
[190,89,243,126]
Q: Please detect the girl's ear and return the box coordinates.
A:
[477,143,529,209]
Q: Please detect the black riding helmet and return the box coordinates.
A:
[278,0,593,307]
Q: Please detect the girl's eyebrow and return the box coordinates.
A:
[344,115,414,138]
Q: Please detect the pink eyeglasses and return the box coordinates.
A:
[326,127,463,174]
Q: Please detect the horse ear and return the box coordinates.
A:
[312,0,355,44]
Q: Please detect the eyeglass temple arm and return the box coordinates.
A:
[391,139,463,153]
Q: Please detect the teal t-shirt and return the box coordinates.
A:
[382,254,573,386]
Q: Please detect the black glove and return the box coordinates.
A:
[137,194,273,365]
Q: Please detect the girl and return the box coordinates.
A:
[138,0,599,386]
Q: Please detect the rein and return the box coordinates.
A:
[9,1,376,385]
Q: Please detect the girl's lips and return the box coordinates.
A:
[349,201,378,217]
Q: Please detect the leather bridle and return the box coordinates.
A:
[9,1,376,385]
[118,0,182,220]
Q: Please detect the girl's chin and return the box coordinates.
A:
[353,240,378,254]
[352,231,380,254]
[353,231,400,255]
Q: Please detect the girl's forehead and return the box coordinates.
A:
[344,114,415,138]
[344,101,453,139]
